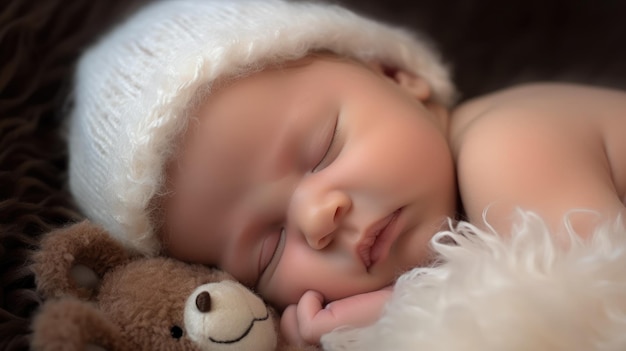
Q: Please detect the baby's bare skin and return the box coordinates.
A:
[281,287,393,345]
[452,83,626,237]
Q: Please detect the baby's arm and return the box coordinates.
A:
[280,287,392,346]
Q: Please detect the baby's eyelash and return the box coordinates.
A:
[258,227,285,281]
[313,116,339,172]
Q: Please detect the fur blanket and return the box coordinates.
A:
[323,211,626,350]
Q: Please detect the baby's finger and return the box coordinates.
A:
[280,304,306,346]
[295,290,326,344]
[297,290,324,320]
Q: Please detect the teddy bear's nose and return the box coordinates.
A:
[195,291,211,313]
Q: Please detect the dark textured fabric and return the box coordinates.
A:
[0,1,146,349]
[339,0,626,99]
[1,0,625,349]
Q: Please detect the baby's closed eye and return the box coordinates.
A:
[312,113,341,173]
[258,227,286,282]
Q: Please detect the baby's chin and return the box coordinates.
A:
[395,225,441,268]
[261,286,309,311]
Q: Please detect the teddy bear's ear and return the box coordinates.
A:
[31,298,131,351]
[32,220,133,300]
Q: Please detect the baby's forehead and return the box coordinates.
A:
[199,54,382,107]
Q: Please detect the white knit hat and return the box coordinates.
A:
[68,0,456,256]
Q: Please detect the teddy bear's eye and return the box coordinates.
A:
[170,325,184,339]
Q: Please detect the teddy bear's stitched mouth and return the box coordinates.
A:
[208,308,270,344]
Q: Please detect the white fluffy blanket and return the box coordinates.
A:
[322,211,626,351]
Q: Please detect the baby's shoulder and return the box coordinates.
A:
[450,82,626,156]
[450,83,626,230]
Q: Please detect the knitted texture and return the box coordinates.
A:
[68,0,455,256]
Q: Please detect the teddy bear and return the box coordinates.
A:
[30,220,317,351]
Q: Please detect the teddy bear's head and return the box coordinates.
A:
[30,220,280,351]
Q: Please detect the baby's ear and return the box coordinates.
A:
[368,62,431,102]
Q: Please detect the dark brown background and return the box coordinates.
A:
[338,0,626,98]
[1,0,625,349]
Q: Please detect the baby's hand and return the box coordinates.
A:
[280,287,393,346]
[280,290,332,346]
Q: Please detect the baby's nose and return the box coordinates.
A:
[293,190,351,250]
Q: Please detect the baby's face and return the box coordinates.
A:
[163,56,456,309]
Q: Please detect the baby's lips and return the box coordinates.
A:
[357,211,397,268]
[370,208,403,266]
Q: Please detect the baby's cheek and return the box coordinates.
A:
[258,276,304,311]
[257,240,316,307]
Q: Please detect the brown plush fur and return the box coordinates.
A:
[30,221,317,351]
